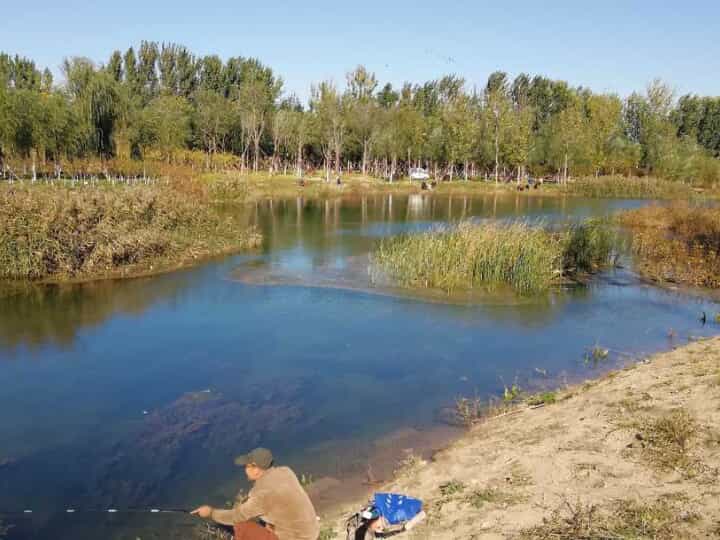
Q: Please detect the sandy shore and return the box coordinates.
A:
[320,337,720,539]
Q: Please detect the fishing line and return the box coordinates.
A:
[0,507,191,516]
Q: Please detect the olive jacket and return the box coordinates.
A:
[211,466,319,540]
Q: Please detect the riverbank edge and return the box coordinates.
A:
[0,231,262,293]
[318,337,720,539]
[205,174,708,203]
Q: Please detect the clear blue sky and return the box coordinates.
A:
[1,0,718,102]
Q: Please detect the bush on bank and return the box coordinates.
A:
[620,204,720,288]
[0,184,260,281]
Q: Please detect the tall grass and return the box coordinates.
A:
[0,184,261,281]
[565,176,698,199]
[620,203,720,287]
[562,219,617,272]
[372,219,616,295]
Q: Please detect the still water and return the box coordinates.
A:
[1,193,717,539]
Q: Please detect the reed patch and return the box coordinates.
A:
[620,203,720,288]
[565,176,697,199]
[0,184,261,281]
[371,219,617,295]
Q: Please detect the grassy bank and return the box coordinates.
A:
[199,171,707,203]
[322,337,720,539]
[0,184,261,282]
[619,204,720,288]
[371,219,616,295]
[560,175,701,199]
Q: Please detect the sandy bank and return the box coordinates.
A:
[321,338,720,539]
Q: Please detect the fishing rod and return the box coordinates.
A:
[0,507,192,516]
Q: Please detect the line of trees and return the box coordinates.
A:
[1,42,719,183]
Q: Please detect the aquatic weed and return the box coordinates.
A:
[584,344,610,366]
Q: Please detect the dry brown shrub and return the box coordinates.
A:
[620,204,720,287]
[0,184,260,281]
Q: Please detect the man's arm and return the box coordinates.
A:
[202,492,267,526]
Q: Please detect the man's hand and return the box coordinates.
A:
[190,505,213,519]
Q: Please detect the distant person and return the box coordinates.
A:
[192,448,320,540]
[336,175,342,186]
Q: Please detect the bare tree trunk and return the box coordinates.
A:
[296,140,303,177]
[362,140,369,176]
[253,137,260,172]
[495,111,500,185]
[494,129,500,184]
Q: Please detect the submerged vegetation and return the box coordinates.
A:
[371,219,617,295]
[0,184,260,281]
[620,204,720,288]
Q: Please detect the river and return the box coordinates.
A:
[1,193,717,539]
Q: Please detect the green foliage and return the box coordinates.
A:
[503,383,522,402]
[562,219,617,272]
[137,95,192,160]
[0,45,718,186]
[527,391,557,406]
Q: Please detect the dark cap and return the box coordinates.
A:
[234,448,273,469]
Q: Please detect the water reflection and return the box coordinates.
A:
[0,274,196,352]
[1,193,717,540]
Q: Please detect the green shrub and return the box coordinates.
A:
[562,219,617,272]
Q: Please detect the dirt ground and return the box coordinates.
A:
[321,337,720,539]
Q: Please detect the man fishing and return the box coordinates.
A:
[191,447,320,540]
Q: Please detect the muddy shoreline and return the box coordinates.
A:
[321,338,720,539]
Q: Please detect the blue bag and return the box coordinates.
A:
[373,493,423,525]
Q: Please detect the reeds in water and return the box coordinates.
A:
[562,218,617,272]
[372,219,616,295]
